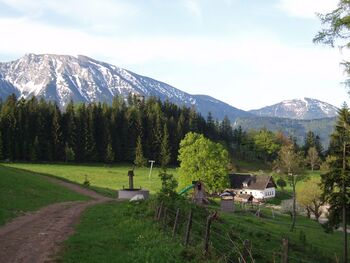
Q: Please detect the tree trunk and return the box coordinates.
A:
[342,142,348,263]
[342,182,348,263]
[306,207,311,219]
[290,178,296,232]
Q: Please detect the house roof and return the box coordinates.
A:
[229,173,276,191]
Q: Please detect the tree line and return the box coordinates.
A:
[0,94,325,166]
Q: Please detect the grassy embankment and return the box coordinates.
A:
[59,198,345,263]
[0,165,89,225]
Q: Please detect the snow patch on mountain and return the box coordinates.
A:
[0,53,251,121]
[249,97,338,120]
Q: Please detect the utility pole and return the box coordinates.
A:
[148,160,155,179]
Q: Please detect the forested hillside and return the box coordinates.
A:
[0,94,325,165]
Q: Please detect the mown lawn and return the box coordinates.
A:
[4,163,178,197]
[0,165,89,225]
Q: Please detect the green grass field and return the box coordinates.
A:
[0,165,89,225]
[220,205,345,262]
[4,163,178,197]
[1,162,346,262]
[60,202,197,263]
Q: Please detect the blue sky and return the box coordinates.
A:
[0,0,348,110]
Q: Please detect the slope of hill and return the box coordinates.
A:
[234,116,336,148]
[0,54,252,121]
[249,98,338,120]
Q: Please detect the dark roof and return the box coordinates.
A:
[229,173,276,191]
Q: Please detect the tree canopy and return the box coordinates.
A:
[178,132,229,194]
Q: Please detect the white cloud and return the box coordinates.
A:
[278,0,338,19]
[0,16,347,109]
[183,0,202,18]
[0,0,138,26]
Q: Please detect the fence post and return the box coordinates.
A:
[242,239,251,262]
[157,202,164,221]
[204,212,217,254]
[154,206,160,220]
[281,238,288,263]
[172,208,180,239]
[184,209,193,246]
[163,207,168,230]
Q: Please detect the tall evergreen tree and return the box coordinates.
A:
[159,123,171,169]
[134,135,146,167]
[321,105,350,263]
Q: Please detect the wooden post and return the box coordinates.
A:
[281,238,288,263]
[172,208,180,239]
[154,206,159,220]
[204,213,215,254]
[184,209,193,246]
[157,202,164,221]
[242,239,251,262]
[163,207,168,230]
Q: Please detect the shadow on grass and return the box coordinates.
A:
[0,164,118,198]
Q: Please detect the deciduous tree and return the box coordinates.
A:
[296,177,324,221]
[306,146,321,171]
[178,132,229,194]
[274,144,306,231]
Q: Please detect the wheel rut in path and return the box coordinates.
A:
[0,176,115,263]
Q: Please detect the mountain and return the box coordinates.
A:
[0,53,251,121]
[249,98,338,120]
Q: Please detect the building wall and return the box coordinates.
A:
[264,187,275,198]
[237,188,275,199]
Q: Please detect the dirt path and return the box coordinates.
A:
[0,177,114,263]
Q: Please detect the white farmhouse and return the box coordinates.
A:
[228,173,277,201]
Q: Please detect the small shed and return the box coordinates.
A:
[192,181,209,205]
[220,191,235,212]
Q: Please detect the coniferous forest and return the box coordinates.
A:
[0,94,324,165]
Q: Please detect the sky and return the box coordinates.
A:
[0,0,349,110]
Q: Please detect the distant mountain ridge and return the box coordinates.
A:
[249,98,338,120]
[0,53,251,121]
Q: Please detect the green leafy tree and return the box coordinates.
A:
[254,129,280,162]
[314,1,350,85]
[134,135,147,167]
[158,170,178,198]
[159,123,171,169]
[306,146,321,171]
[321,105,350,262]
[274,144,306,232]
[178,132,229,194]
[296,177,324,221]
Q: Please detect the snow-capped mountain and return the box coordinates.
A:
[249,98,338,120]
[0,53,251,120]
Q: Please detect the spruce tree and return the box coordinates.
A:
[134,135,146,167]
[65,143,75,162]
[0,131,4,160]
[322,105,350,262]
[30,136,39,162]
[105,142,114,164]
[159,123,171,169]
